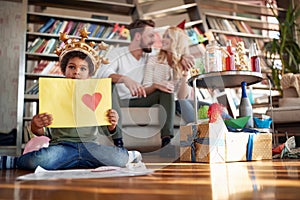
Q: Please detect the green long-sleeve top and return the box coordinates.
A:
[49,126,116,144]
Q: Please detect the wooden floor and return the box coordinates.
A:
[1,158,300,200]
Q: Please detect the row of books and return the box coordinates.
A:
[27,36,115,55]
[206,17,255,35]
[31,60,63,75]
[37,18,130,40]
[27,37,59,54]
[216,33,264,50]
[206,17,264,50]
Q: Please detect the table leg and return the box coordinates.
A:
[193,78,198,124]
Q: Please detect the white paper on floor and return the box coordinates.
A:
[17,162,154,180]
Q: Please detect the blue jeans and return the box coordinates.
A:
[176,99,210,123]
[17,142,129,170]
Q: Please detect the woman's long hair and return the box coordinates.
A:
[157,26,190,79]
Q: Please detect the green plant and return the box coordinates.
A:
[264,2,300,91]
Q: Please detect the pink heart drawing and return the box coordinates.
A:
[81,92,102,111]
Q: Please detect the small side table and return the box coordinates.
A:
[188,71,263,122]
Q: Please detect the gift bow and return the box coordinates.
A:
[180,125,198,162]
[180,124,226,162]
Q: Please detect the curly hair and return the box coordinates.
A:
[60,51,95,76]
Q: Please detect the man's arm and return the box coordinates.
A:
[144,81,175,95]
[109,73,146,98]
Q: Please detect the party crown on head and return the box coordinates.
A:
[55,28,109,74]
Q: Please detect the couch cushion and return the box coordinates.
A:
[121,107,185,127]
[266,106,300,123]
[279,98,300,107]
[281,73,300,97]
[120,107,185,152]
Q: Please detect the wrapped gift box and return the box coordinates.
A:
[225,132,249,162]
[248,133,272,160]
[180,120,227,163]
[180,120,272,163]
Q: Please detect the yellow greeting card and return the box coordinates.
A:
[39,78,111,127]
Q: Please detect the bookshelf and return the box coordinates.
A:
[196,0,279,50]
[13,0,136,156]
[135,0,207,59]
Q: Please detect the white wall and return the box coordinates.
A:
[0,1,24,132]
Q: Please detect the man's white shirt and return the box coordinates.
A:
[94,46,149,99]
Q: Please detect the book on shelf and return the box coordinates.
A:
[37,61,62,75]
[31,60,63,76]
[207,17,218,30]
[59,21,69,34]
[48,20,60,34]
[98,26,109,38]
[240,21,254,34]
[228,20,239,32]
[32,60,49,73]
[215,18,226,30]
[27,37,42,52]
[37,18,55,33]
[106,23,119,39]
[40,61,56,75]
[102,26,113,39]
[63,21,75,34]
[222,19,238,32]
[25,82,39,94]
[28,38,45,53]
[69,21,79,35]
[91,25,101,37]
[47,61,62,75]
[52,21,63,34]
[42,38,57,54]
[94,25,106,38]
[87,23,98,37]
[35,39,48,53]
[232,20,247,33]
[73,22,85,36]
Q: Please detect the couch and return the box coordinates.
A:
[266,73,300,145]
[99,107,185,152]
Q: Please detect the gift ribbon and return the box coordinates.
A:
[247,133,256,161]
[180,125,225,162]
[180,125,198,162]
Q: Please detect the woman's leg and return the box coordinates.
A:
[177,99,211,124]
[176,99,195,124]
